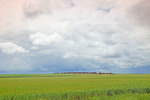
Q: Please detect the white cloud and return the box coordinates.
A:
[63,52,77,59]
[40,68,48,72]
[30,46,39,50]
[30,32,63,45]
[0,42,29,54]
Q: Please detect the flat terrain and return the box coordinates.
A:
[0,74,150,100]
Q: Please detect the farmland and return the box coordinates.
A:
[0,74,150,100]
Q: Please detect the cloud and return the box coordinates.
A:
[26,0,150,70]
[0,0,150,73]
[0,42,29,54]
[30,46,39,50]
[63,52,77,59]
[23,0,72,18]
[30,32,63,45]
[129,0,150,28]
[40,68,48,72]
[23,0,51,17]
[0,56,36,73]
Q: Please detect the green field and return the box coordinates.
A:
[0,74,150,100]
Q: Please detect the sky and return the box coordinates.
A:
[0,0,150,74]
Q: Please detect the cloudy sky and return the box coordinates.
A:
[0,0,150,74]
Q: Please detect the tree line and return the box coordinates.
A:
[54,72,114,75]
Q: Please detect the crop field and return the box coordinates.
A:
[0,74,150,100]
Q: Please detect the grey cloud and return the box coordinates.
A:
[61,0,75,7]
[0,53,34,72]
[23,0,74,18]
[130,0,150,28]
[23,0,51,18]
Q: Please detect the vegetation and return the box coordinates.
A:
[0,74,150,100]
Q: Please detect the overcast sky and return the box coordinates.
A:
[0,0,150,74]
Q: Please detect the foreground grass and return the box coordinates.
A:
[0,74,150,100]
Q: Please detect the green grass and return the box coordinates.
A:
[0,74,150,100]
